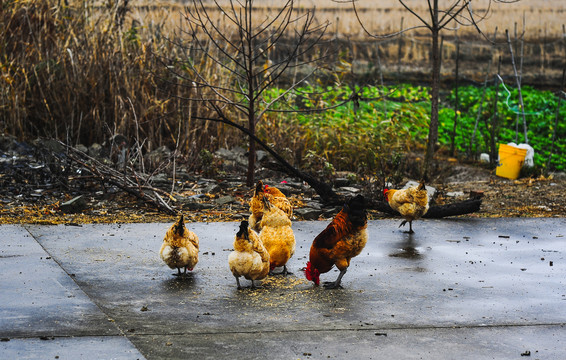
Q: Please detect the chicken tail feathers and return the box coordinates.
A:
[174,214,185,236]
[237,220,249,240]
[255,180,265,195]
[345,195,367,228]
[417,179,426,191]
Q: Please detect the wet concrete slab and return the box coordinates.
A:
[0,225,145,359]
[0,336,144,360]
[1,218,565,359]
[0,225,119,338]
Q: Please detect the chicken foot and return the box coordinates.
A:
[323,268,347,289]
[173,267,189,277]
[398,220,415,234]
[270,265,293,276]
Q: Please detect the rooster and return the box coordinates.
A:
[384,179,429,234]
[249,180,293,232]
[228,220,270,289]
[159,214,199,276]
[304,195,368,289]
[259,196,295,275]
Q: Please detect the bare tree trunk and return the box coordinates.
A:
[424,26,441,179]
[247,113,256,187]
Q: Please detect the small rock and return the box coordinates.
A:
[151,173,169,185]
[88,143,102,157]
[304,201,323,210]
[182,202,214,211]
[446,191,465,198]
[294,207,322,220]
[334,178,351,187]
[323,206,341,217]
[215,196,235,205]
[145,146,171,169]
[205,184,222,194]
[338,186,360,194]
[256,150,268,162]
[74,144,88,154]
[469,190,484,199]
[59,196,87,213]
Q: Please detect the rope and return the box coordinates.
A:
[495,74,542,116]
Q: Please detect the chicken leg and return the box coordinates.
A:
[323,268,347,289]
[399,220,415,234]
[271,265,293,276]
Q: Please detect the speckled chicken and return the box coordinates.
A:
[159,215,199,276]
[384,179,429,234]
[259,196,295,275]
[228,220,270,289]
[249,180,293,232]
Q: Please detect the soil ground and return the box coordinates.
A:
[1,141,564,225]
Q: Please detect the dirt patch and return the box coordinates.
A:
[1,138,564,224]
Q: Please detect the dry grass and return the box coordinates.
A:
[0,0,238,163]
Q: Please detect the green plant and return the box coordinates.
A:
[440,85,566,171]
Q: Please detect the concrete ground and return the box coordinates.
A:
[1,218,565,359]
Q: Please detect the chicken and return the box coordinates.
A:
[228,220,270,289]
[259,195,295,275]
[249,180,293,232]
[383,179,429,234]
[159,214,199,276]
[304,195,368,289]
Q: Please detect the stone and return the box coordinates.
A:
[215,196,235,205]
[59,195,88,213]
[334,178,351,187]
[338,186,360,193]
[294,207,322,220]
[88,143,102,157]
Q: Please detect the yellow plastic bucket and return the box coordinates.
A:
[496,144,528,180]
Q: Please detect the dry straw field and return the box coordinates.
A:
[135,0,565,40]
[131,0,565,86]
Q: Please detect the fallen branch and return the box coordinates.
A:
[368,198,483,219]
[59,141,177,215]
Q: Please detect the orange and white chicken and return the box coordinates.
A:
[384,179,429,234]
[228,220,270,289]
[159,215,199,276]
[304,195,368,289]
[259,196,295,275]
[249,180,293,232]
